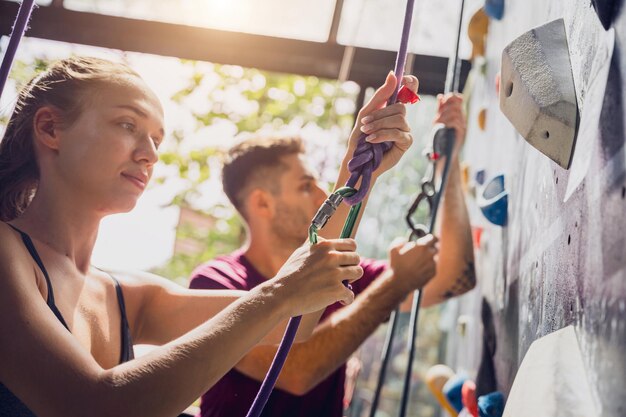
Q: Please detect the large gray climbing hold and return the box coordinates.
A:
[500,19,579,169]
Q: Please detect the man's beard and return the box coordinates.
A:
[271,203,311,250]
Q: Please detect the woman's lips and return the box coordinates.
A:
[121,173,147,190]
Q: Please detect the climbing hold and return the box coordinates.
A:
[494,72,501,96]
[591,0,620,30]
[444,375,468,413]
[478,108,487,130]
[477,392,504,417]
[426,365,459,417]
[502,326,598,417]
[484,0,505,20]
[475,169,486,185]
[461,163,471,192]
[462,380,479,417]
[478,175,507,226]
[468,8,490,59]
[500,18,579,169]
[471,226,484,249]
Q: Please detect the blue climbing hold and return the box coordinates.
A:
[478,175,508,226]
[443,375,468,413]
[475,169,486,185]
[484,0,505,20]
[477,391,504,417]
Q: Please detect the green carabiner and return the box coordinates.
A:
[309,186,362,244]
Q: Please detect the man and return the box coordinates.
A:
[190,93,475,417]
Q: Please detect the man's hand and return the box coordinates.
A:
[387,234,439,294]
[433,93,466,159]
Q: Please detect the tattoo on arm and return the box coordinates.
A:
[442,260,476,299]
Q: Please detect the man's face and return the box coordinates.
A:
[270,153,328,248]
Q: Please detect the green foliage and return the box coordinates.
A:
[155,61,359,281]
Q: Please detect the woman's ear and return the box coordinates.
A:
[32,106,63,151]
[247,188,276,219]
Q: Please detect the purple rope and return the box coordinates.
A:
[0,0,36,99]
[243,2,417,417]
[245,316,301,417]
[343,0,416,206]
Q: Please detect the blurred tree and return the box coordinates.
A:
[153,61,360,282]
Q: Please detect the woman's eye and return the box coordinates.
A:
[120,122,135,132]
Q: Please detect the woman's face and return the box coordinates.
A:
[54,75,165,215]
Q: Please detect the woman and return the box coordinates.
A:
[0,56,418,417]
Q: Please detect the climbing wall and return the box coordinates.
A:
[447,0,626,416]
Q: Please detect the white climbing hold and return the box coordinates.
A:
[500,18,579,169]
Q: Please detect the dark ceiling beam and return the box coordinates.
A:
[0,1,469,95]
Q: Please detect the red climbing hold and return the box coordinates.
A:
[397,85,420,104]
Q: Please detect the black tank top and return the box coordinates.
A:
[0,225,135,417]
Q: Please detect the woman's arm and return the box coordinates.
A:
[0,226,360,417]
[116,269,325,346]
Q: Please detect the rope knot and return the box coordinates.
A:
[344,135,393,205]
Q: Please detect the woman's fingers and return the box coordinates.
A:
[365,130,413,150]
[342,265,364,282]
[358,71,398,116]
[361,107,409,132]
[402,75,419,93]
[330,250,361,267]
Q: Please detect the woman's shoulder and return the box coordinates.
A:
[0,222,45,301]
[0,221,30,264]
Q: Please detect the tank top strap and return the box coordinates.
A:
[8,223,70,330]
[102,271,135,363]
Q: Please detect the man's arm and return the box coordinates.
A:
[234,237,438,396]
[420,93,475,307]
[420,156,475,307]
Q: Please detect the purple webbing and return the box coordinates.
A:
[245,315,302,417]
[0,0,36,99]
[343,0,416,206]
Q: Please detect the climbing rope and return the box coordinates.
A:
[368,1,466,416]
[343,0,417,206]
[0,0,36,99]
[245,1,418,416]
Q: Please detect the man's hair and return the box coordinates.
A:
[222,136,305,218]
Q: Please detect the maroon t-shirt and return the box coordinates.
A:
[189,250,387,417]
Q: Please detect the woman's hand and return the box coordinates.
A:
[271,238,363,316]
[348,72,420,176]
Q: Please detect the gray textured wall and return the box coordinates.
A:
[447,1,625,416]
